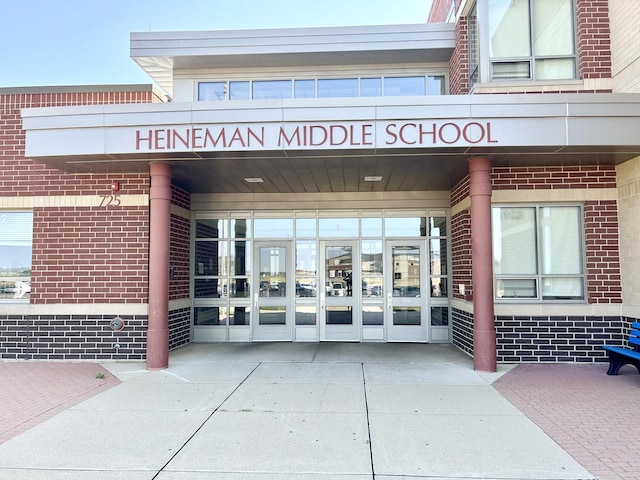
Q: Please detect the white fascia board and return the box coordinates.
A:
[22,103,194,130]
[23,93,640,131]
[22,104,107,130]
[130,24,454,57]
[21,93,640,159]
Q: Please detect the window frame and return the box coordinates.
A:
[468,1,479,89]
[193,216,252,308]
[197,74,448,101]
[474,0,578,84]
[492,204,586,303]
[0,210,33,303]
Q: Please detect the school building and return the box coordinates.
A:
[1,0,639,371]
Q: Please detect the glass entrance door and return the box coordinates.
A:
[252,242,292,341]
[320,241,359,341]
[386,241,428,342]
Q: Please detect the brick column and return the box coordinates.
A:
[147,162,172,370]
[469,157,496,372]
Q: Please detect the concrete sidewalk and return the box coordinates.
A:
[0,343,603,479]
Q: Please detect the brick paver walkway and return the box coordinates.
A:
[0,362,119,444]
[494,363,640,480]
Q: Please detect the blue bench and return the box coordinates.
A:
[603,321,640,375]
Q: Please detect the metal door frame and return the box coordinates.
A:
[252,241,293,341]
[319,240,360,341]
[385,240,429,342]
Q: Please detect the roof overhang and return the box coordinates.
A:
[21,93,640,193]
[130,23,456,97]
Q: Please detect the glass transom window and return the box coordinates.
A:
[252,80,292,99]
[198,75,446,101]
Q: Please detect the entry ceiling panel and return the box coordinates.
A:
[170,154,449,193]
[167,150,602,194]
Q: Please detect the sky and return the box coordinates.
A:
[0,0,432,89]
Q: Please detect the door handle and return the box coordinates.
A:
[254,293,258,309]
[387,292,392,309]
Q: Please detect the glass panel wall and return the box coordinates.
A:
[393,307,421,325]
[198,82,226,101]
[384,76,426,96]
[252,80,292,99]
[319,218,359,238]
[259,246,286,298]
[194,216,251,329]
[229,81,250,100]
[254,218,294,238]
[362,239,383,298]
[363,305,384,325]
[430,306,449,326]
[325,245,353,297]
[385,217,427,237]
[429,216,448,298]
[392,246,421,297]
[296,306,316,325]
[259,306,286,324]
[427,76,445,95]
[296,241,317,298]
[360,77,382,97]
[294,79,315,98]
[318,78,358,98]
[199,75,447,101]
[193,212,451,340]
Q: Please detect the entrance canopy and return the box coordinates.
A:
[22,93,640,193]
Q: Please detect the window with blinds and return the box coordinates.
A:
[492,205,584,301]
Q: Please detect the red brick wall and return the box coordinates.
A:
[1,90,158,196]
[170,186,191,300]
[1,88,158,305]
[31,203,149,303]
[584,200,621,303]
[451,209,472,301]
[491,165,617,190]
[450,174,469,206]
[576,0,612,80]
[428,0,454,23]
[451,176,472,300]
[450,165,621,304]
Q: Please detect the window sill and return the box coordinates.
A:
[470,79,585,95]
[494,299,586,304]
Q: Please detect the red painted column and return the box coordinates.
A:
[468,157,497,372]
[147,162,172,370]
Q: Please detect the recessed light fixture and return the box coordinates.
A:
[364,176,383,182]
[244,177,264,183]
